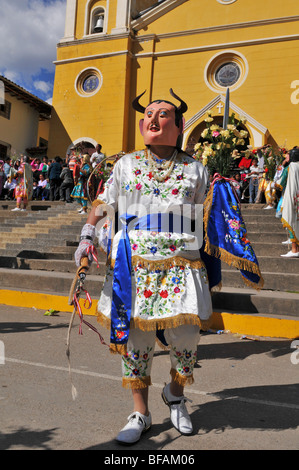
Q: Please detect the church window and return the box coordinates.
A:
[215,62,240,87]
[75,68,103,97]
[82,75,100,93]
[204,51,248,93]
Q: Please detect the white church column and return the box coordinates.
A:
[111,0,130,34]
[61,0,77,42]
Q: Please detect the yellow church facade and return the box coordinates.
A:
[48,0,299,159]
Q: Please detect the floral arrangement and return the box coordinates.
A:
[193,111,248,177]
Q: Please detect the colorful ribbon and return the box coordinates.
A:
[73,247,108,346]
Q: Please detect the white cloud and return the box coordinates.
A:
[0,0,66,99]
[33,80,52,94]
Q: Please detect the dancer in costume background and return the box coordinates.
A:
[71,154,92,214]
[281,147,299,258]
[10,155,33,211]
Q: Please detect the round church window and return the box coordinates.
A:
[82,75,100,93]
[75,68,103,98]
[215,62,240,87]
[204,50,248,93]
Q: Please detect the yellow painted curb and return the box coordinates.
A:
[0,289,97,316]
[0,289,299,339]
[209,311,299,339]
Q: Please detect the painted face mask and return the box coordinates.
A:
[132,89,188,148]
[139,101,181,147]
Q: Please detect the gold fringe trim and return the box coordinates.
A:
[97,310,205,334]
[92,199,106,208]
[109,343,127,355]
[199,318,213,331]
[211,281,222,292]
[281,217,299,244]
[170,368,194,387]
[110,255,206,271]
[97,311,211,354]
[203,185,264,290]
[122,376,152,390]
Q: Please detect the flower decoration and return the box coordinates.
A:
[193,111,248,177]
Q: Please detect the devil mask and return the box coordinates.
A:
[132,89,188,148]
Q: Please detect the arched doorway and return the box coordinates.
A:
[185,115,250,158]
[66,137,97,158]
[183,94,269,155]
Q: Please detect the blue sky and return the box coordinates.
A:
[0,0,66,104]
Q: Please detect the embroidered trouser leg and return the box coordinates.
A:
[164,324,200,386]
[121,324,200,389]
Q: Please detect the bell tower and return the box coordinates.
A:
[60,0,132,41]
[48,0,135,159]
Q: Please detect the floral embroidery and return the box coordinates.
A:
[144,289,153,298]
[221,209,254,254]
[134,264,190,318]
[129,230,186,258]
[122,346,153,378]
[172,347,197,377]
[160,290,168,298]
[112,303,129,342]
[120,151,195,200]
[228,218,241,231]
[200,267,209,284]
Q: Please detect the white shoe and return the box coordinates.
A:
[116,412,152,445]
[282,239,292,245]
[11,207,21,211]
[281,251,299,258]
[264,205,274,209]
[21,209,27,212]
[162,383,193,435]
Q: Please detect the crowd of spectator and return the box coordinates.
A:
[227,145,290,206]
[0,144,105,204]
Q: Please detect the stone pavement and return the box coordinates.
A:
[0,305,298,451]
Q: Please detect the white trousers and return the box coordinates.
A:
[121,324,200,389]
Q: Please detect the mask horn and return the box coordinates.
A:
[169,88,188,114]
[132,90,147,114]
